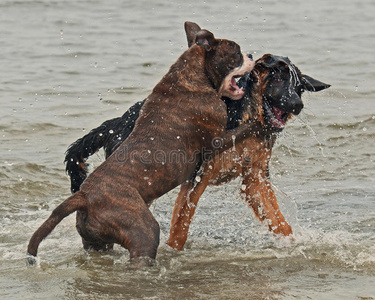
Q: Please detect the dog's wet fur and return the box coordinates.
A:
[65,53,330,251]
[27,22,256,264]
[167,54,330,249]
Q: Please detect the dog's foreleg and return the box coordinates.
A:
[167,174,211,250]
[241,165,292,236]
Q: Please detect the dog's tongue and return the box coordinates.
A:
[270,106,286,128]
[272,107,284,122]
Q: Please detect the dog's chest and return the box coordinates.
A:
[208,137,267,185]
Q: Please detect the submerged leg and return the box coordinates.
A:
[81,237,114,252]
[76,188,160,260]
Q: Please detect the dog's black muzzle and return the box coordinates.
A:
[273,91,304,116]
[286,93,304,115]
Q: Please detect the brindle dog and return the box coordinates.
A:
[27,22,255,264]
[65,54,330,251]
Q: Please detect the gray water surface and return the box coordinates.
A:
[1,0,375,299]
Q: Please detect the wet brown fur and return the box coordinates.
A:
[27,23,255,263]
[167,55,330,250]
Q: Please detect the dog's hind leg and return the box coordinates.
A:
[75,188,160,261]
[81,238,114,252]
[109,191,160,260]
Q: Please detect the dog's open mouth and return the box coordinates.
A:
[264,101,289,130]
[229,76,245,97]
[219,74,245,100]
[219,54,254,100]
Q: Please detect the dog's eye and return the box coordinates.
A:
[236,52,242,62]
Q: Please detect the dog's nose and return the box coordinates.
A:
[242,53,255,73]
[292,100,304,115]
[247,53,253,60]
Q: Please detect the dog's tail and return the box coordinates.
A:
[65,117,123,193]
[27,191,86,264]
[65,100,145,194]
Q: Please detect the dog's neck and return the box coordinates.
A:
[223,78,277,142]
[152,46,216,97]
[245,87,280,142]
[223,78,261,128]
[241,82,264,126]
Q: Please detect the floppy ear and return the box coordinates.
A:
[184,21,202,47]
[302,75,331,92]
[195,29,217,52]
